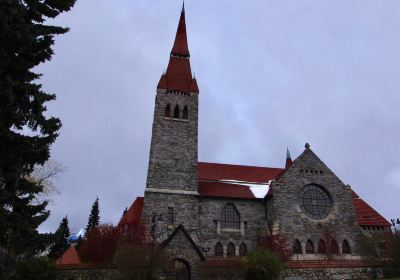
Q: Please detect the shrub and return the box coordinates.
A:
[243,247,284,280]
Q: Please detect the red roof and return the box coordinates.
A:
[171,6,190,57]
[56,246,81,265]
[189,77,199,93]
[198,181,255,199]
[158,5,194,93]
[198,162,283,183]
[165,57,192,93]
[352,191,391,227]
[119,197,144,226]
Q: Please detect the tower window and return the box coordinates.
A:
[293,239,302,254]
[306,239,314,254]
[239,243,247,257]
[318,239,327,254]
[165,103,171,118]
[214,242,223,257]
[173,105,180,119]
[227,242,235,257]
[182,106,188,120]
[167,207,174,225]
[330,239,339,254]
[221,204,240,230]
[342,240,351,254]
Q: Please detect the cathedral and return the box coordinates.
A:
[113,5,393,279]
[57,4,392,280]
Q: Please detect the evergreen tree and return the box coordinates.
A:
[48,216,70,260]
[0,0,76,267]
[85,197,100,238]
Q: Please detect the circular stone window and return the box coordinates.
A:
[299,184,332,220]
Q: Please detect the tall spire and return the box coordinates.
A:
[285,148,293,169]
[157,4,198,94]
[171,2,190,57]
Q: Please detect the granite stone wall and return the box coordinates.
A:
[271,147,363,260]
[198,197,269,258]
[145,89,198,193]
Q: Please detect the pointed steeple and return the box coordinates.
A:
[157,3,197,94]
[171,2,190,57]
[285,148,293,169]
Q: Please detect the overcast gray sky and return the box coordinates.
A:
[37,0,400,234]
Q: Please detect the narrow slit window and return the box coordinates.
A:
[182,106,188,119]
[167,207,174,225]
[227,242,235,257]
[173,105,180,119]
[342,240,351,254]
[293,239,302,254]
[239,243,247,256]
[214,242,223,257]
[165,103,171,117]
[306,239,314,254]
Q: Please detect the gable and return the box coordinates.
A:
[161,224,205,261]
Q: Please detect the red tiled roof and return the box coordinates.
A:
[119,197,144,226]
[56,246,81,265]
[352,191,391,227]
[171,8,189,57]
[165,57,192,93]
[157,5,194,93]
[198,162,283,183]
[189,78,199,93]
[198,181,255,199]
[157,74,167,89]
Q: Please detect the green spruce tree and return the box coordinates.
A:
[48,216,70,260]
[0,0,76,268]
[85,197,100,238]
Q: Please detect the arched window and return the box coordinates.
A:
[318,239,327,254]
[330,239,339,254]
[239,243,247,257]
[214,242,223,257]
[342,240,351,254]
[221,204,240,229]
[182,106,188,120]
[173,105,180,118]
[227,242,235,257]
[293,239,302,254]
[306,239,314,254]
[165,103,171,117]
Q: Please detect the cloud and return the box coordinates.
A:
[37,0,400,233]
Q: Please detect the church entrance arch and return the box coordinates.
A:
[166,258,191,280]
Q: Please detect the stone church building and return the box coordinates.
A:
[114,5,393,279]
[57,4,392,280]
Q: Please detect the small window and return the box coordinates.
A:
[165,103,171,117]
[342,240,351,254]
[243,221,248,230]
[330,239,339,254]
[182,106,188,120]
[173,105,180,118]
[239,243,247,257]
[306,239,314,254]
[318,239,327,254]
[293,239,302,254]
[227,242,235,257]
[167,207,174,225]
[221,204,240,230]
[214,242,223,257]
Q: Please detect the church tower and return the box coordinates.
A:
[142,5,200,238]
